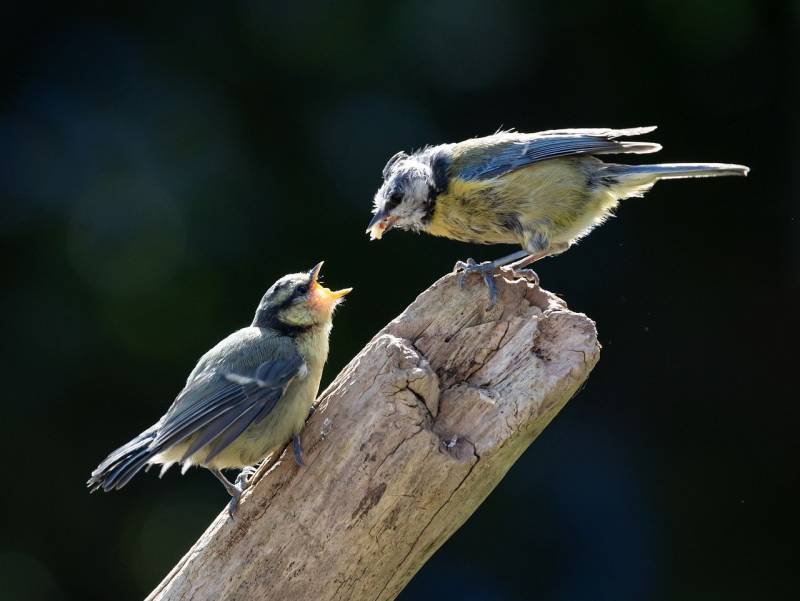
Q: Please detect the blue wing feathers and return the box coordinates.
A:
[88,351,305,491]
[151,384,248,451]
[458,126,662,181]
[202,396,282,463]
[168,352,304,462]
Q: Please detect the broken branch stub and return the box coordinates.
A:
[147,271,601,601]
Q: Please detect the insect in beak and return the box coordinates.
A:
[366,212,397,240]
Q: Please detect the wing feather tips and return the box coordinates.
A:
[537,126,662,154]
[610,125,658,137]
[613,141,662,154]
[536,125,658,138]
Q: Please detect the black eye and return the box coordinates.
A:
[388,191,403,207]
[295,284,308,296]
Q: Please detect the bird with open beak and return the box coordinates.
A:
[88,262,351,516]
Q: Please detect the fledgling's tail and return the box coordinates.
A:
[606,162,749,197]
[87,425,158,492]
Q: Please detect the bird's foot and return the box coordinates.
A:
[292,435,305,467]
[500,265,540,287]
[453,258,498,309]
[227,468,257,518]
[239,465,258,481]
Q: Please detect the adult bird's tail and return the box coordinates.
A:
[606,162,749,197]
[87,425,159,492]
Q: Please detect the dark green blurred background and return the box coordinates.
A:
[1,1,798,600]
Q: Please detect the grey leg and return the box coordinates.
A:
[507,255,540,270]
[485,249,533,269]
[292,435,305,467]
[211,467,255,518]
[506,242,570,271]
[210,468,239,496]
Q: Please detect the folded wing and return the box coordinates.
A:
[152,351,306,464]
[454,126,662,181]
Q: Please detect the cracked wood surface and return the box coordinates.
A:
[146,271,601,601]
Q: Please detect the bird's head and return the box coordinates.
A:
[367,150,444,240]
[253,262,352,332]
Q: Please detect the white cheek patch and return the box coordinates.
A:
[407,177,429,202]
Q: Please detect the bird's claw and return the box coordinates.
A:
[453,258,478,289]
[292,435,305,467]
[227,467,256,518]
[226,482,246,518]
[453,258,499,310]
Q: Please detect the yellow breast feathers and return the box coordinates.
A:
[426,178,521,245]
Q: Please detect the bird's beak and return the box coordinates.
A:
[366,211,397,241]
[308,261,324,283]
[308,261,353,305]
[324,287,353,300]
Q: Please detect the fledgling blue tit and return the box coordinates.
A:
[87,262,351,516]
[367,126,749,307]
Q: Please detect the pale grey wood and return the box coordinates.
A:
[146,270,600,601]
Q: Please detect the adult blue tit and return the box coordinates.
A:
[367,126,749,307]
[88,262,352,516]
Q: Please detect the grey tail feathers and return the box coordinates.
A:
[619,162,748,178]
[604,162,749,197]
[87,425,159,492]
[611,162,749,184]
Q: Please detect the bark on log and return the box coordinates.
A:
[147,271,600,601]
